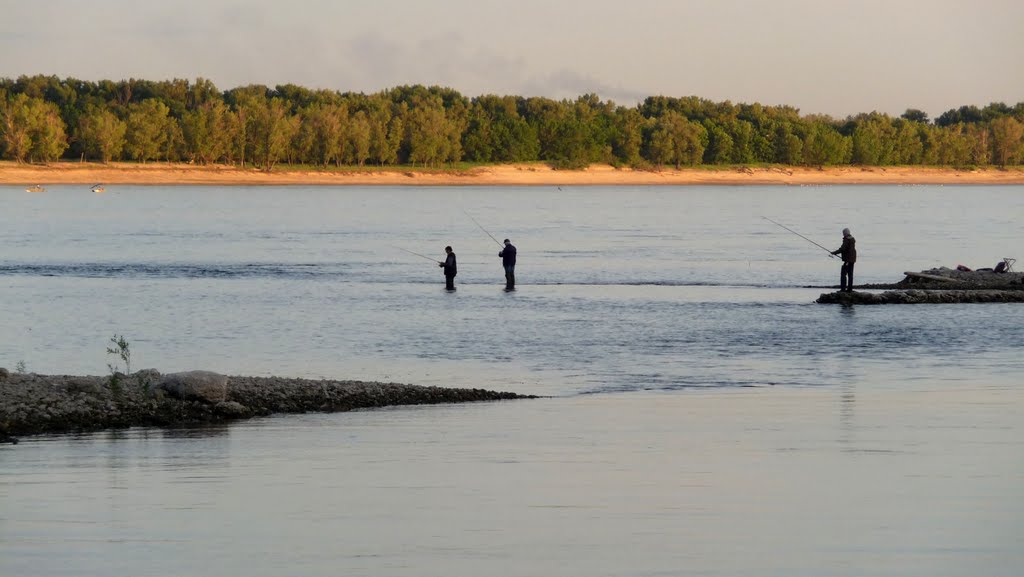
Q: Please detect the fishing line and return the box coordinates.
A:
[392,245,442,264]
[762,216,836,259]
[464,210,504,247]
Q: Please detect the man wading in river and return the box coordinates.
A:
[499,239,517,291]
[831,228,857,292]
[439,246,457,291]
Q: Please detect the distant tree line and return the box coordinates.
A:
[1,75,1023,169]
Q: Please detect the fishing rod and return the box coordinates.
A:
[392,245,442,264]
[463,210,503,247]
[761,216,836,259]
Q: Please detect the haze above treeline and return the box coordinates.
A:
[2,75,1022,170]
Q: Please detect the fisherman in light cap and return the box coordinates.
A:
[831,228,857,292]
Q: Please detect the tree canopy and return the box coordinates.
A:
[1,75,1022,168]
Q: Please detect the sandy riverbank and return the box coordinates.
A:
[3,161,1024,186]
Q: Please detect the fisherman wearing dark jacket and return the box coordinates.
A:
[831,228,857,292]
[499,239,517,290]
[439,246,457,290]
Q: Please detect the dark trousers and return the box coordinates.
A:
[504,264,515,289]
[445,274,455,290]
[840,262,855,292]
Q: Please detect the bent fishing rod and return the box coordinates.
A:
[761,216,836,258]
[464,210,504,247]
[393,245,442,264]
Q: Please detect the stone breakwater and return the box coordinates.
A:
[858,267,1024,291]
[817,267,1024,304]
[0,369,531,442]
[817,289,1024,305]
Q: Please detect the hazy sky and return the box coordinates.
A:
[2,0,1021,119]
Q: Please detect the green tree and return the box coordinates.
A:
[610,107,645,166]
[0,94,68,163]
[989,116,1024,166]
[773,124,803,164]
[851,115,896,165]
[462,101,495,162]
[524,97,598,169]
[360,96,401,165]
[736,103,776,162]
[186,77,222,112]
[965,124,990,166]
[0,93,34,161]
[181,100,232,164]
[901,109,929,123]
[892,119,924,164]
[346,110,371,165]
[124,99,171,162]
[226,105,248,166]
[406,102,452,166]
[28,98,69,162]
[248,97,298,170]
[802,122,851,166]
[927,125,973,166]
[296,103,349,167]
[163,118,185,162]
[725,118,755,164]
[464,95,539,163]
[980,102,1013,122]
[77,107,126,162]
[703,120,734,164]
[644,111,706,168]
[936,105,983,127]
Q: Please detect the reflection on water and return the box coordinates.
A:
[2,388,1022,577]
[160,424,232,439]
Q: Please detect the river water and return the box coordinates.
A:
[1,184,1022,576]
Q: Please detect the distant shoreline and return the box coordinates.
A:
[3,161,1024,187]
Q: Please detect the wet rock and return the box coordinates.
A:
[897,267,1024,289]
[1,370,532,439]
[214,401,251,418]
[158,371,229,404]
[817,289,1024,304]
[0,368,8,381]
[855,267,1024,291]
[64,377,104,395]
[133,369,162,387]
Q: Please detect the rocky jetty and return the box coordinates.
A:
[818,266,1024,304]
[0,370,531,442]
[817,289,1024,304]
[858,266,1024,290]
[898,266,1022,288]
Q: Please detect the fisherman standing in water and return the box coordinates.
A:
[831,228,857,292]
[439,245,457,290]
[499,238,517,291]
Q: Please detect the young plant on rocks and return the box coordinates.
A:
[106,334,132,395]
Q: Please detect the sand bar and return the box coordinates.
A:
[3,162,1024,186]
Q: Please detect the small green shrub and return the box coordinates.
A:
[106,334,132,397]
[106,334,131,375]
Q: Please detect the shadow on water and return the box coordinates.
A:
[160,423,232,439]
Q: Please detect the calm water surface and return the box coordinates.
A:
[1,184,1022,576]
